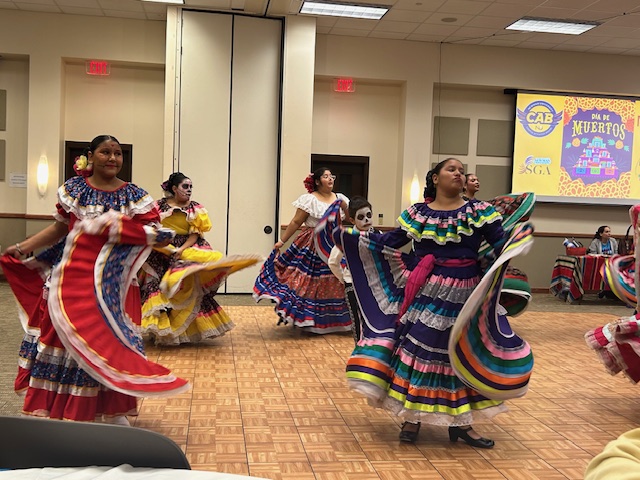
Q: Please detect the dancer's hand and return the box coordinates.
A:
[3,243,24,259]
[274,240,284,250]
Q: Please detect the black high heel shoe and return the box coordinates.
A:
[399,422,421,443]
[448,426,494,449]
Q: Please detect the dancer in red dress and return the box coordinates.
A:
[2,135,188,424]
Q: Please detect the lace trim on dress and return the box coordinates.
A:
[57,176,155,220]
[292,192,348,220]
[398,200,502,245]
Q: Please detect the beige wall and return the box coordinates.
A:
[63,62,165,200]
[0,56,29,213]
[1,10,638,289]
[0,10,165,217]
[311,78,402,225]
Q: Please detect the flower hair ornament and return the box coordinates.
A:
[160,180,170,192]
[73,155,93,177]
[303,173,315,194]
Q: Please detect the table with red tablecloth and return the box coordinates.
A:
[550,254,609,303]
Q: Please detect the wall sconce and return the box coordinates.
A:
[409,172,421,204]
[37,155,49,196]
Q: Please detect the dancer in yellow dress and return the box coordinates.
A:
[141,172,260,345]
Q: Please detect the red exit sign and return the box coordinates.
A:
[85,60,111,76]
[333,77,355,93]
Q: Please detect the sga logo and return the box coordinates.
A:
[517,100,563,137]
[518,156,551,175]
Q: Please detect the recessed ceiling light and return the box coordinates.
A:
[506,16,600,35]
[299,1,390,20]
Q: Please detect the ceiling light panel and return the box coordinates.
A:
[300,1,390,20]
[506,17,600,35]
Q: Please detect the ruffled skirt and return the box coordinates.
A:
[1,212,189,421]
[253,228,351,334]
[339,223,535,425]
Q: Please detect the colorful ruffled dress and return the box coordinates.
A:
[0,176,188,422]
[585,204,640,383]
[253,192,352,334]
[340,200,526,425]
[141,199,260,345]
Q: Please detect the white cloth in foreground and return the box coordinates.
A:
[0,464,267,480]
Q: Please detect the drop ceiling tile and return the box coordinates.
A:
[60,6,104,15]
[599,37,640,49]
[368,31,410,39]
[413,22,459,35]
[333,17,377,30]
[0,2,18,8]
[525,32,575,44]
[16,3,60,11]
[316,25,331,33]
[405,32,446,41]
[466,15,512,29]
[517,41,562,49]
[562,34,611,46]
[315,16,337,27]
[57,0,100,6]
[14,0,55,4]
[329,28,371,36]
[551,44,592,52]
[480,37,524,46]
[543,0,587,8]
[587,45,630,54]
[600,14,640,28]
[453,26,498,39]
[527,6,584,18]
[587,25,636,37]
[478,2,532,19]
[103,8,146,19]
[587,0,640,14]
[374,20,421,32]
[424,11,473,25]
[435,0,491,15]
[99,0,144,12]
[383,9,432,22]
[391,0,445,12]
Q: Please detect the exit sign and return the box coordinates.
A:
[333,77,355,93]
[85,60,111,76]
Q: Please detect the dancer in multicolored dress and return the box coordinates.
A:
[140,172,260,345]
[253,167,351,334]
[1,135,188,424]
[336,158,534,447]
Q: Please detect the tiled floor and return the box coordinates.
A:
[1,284,638,479]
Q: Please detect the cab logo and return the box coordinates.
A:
[517,100,563,137]
[519,156,552,175]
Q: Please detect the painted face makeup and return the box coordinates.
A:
[354,207,373,231]
[175,180,193,202]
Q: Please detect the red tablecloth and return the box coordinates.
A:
[550,254,608,303]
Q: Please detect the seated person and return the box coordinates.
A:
[588,226,618,255]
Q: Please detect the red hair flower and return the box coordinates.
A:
[303,173,315,193]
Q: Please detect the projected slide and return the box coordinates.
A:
[512,92,640,205]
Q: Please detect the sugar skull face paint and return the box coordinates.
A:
[354,207,372,231]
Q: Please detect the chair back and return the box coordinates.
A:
[0,415,190,470]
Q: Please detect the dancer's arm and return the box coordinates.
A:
[4,221,68,258]
[275,208,309,250]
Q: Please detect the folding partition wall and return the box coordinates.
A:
[177,11,282,293]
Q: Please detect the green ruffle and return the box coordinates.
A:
[397,201,502,245]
